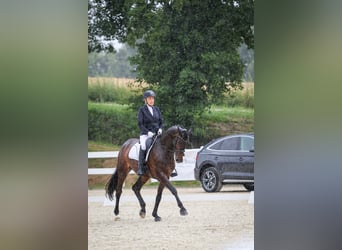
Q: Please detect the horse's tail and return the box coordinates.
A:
[105,170,118,201]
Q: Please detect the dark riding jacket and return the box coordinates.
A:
[138,105,164,135]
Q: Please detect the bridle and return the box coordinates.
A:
[172,134,187,154]
[160,126,189,154]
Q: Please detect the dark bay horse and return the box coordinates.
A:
[105,125,191,222]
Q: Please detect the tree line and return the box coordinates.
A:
[88,43,254,81]
[88,0,254,129]
[88,44,137,78]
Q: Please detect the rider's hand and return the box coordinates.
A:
[157,128,162,136]
[147,131,154,138]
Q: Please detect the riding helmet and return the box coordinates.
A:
[143,90,156,99]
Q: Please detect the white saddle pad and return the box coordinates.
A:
[128,142,154,162]
[128,143,140,161]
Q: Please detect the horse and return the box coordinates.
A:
[105,125,191,222]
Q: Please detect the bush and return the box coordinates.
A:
[88,102,139,145]
[218,83,254,108]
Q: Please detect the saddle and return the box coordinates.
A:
[128,137,155,162]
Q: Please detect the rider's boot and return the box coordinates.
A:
[137,148,146,176]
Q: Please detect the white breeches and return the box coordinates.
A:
[139,135,149,150]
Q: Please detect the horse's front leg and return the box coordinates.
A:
[160,175,188,217]
[132,175,150,218]
[152,183,165,222]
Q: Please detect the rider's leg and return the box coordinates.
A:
[137,135,147,176]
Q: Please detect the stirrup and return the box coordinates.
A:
[170,170,178,177]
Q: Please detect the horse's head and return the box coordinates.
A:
[161,125,192,163]
[174,126,191,163]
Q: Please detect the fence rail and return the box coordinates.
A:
[88,149,200,181]
[88,151,118,158]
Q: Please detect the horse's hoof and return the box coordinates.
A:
[139,210,146,218]
[180,208,188,216]
[154,216,162,222]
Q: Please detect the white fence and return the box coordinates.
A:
[88,149,200,181]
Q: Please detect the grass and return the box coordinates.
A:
[88,84,134,104]
[194,105,254,140]
[224,82,254,108]
[88,101,130,112]
[88,77,254,108]
[88,77,136,87]
[88,77,147,90]
[88,183,107,190]
[204,105,254,123]
[88,140,121,151]
[145,180,201,188]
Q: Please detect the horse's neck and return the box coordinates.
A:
[159,134,175,150]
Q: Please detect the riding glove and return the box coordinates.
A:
[147,131,154,138]
[157,128,162,135]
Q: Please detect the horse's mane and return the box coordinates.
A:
[165,125,181,132]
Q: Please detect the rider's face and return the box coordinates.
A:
[146,96,155,106]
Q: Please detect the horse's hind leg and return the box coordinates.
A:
[114,168,129,216]
[132,175,150,218]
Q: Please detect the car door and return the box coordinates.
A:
[238,136,254,180]
[210,136,242,179]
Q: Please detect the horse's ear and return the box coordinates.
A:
[177,125,189,140]
[177,125,185,133]
[187,128,192,143]
[177,125,181,134]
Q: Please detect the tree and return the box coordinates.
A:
[88,44,137,77]
[88,52,116,76]
[88,0,129,52]
[88,0,254,128]
[239,43,254,82]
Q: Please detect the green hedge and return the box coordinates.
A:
[88,102,139,145]
[88,102,254,147]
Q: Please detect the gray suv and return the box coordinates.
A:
[194,134,254,192]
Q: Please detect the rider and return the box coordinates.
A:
[137,90,177,177]
[137,90,163,175]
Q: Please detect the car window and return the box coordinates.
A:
[210,141,223,150]
[241,137,254,151]
[210,137,240,150]
[221,137,240,150]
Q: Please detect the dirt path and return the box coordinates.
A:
[88,185,254,249]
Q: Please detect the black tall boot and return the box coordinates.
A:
[137,148,146,176]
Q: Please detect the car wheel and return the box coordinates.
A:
[243,183,254,191]
[200,167,223,192]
